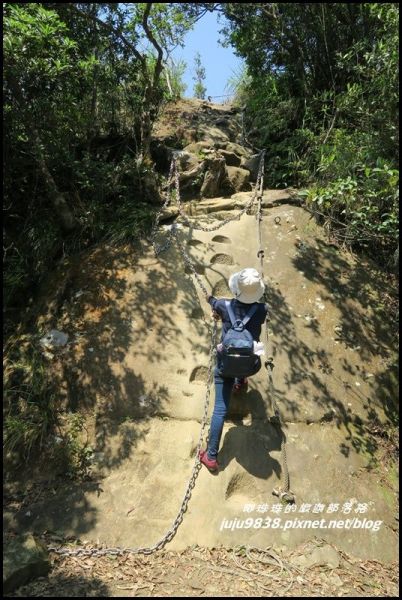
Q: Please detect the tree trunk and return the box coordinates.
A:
[393,241,399,271]
[139,3,164,165]
[69,3,164,201]
[164,67,173,96]
[141,85,153,165]
[8,73,76,232]
[89,4,99,139]
[31,127,76,231]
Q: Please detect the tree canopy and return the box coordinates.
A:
[3,2,213,312]
[3,2,399,320]
[219,2,399,266]
[3,1,399,480]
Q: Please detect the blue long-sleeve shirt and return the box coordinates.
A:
[208,296,268,342]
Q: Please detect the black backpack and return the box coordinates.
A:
[218,300,262,378]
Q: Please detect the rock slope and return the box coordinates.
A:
[4,99,398,565]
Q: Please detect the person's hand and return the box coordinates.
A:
[212,310,221,321]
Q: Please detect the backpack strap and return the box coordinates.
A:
[242,303,258,326]
[225,299,237,327]
[225,300,258,329]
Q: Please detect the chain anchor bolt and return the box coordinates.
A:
[272,488,296,504]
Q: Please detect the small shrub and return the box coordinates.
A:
[52,412,94,479]
[4,339,57,463]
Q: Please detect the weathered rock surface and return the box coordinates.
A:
[5,99,398,571]
[218,149,242,167]
[224,166,252,193]
[216,141,251,159]
[241,152,264,181]
[3,534,50,593]
[293,543,341,569]
[6,204,398,564]
[175,152,206,194]
[183,141,216,156]
[200,156,227,198]
[175,151,202,172]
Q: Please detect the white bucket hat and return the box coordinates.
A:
[229,268,265,304]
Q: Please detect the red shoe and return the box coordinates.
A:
[198,449,218,472]
[233,378,248,393]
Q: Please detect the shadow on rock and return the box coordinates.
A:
[218,389,282,480]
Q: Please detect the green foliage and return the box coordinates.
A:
[3,334,94,478]
[126,2,202,57]
[3,2,399,474]
[4,338,57,463]
[3,2,203,469]
[163,58,187,100]
[305,165,399,262]
[52,413,94,480]
[4,3,77,77]
[3,2,197,316]
[221,2,399,267]
[106,198,155,245]
[3,334,93,478]
[193,51,207,99]
[224,63,250,105]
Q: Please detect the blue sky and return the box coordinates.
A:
[171,11,244,100]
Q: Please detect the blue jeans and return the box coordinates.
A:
[207,360,235,460]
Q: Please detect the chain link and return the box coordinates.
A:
[49,321,217,558]
[50,162,219,556]
[256,151,266,278]
[48,143,294,559]
[149,151,266,259]
[255,158,295,504]
[148,160,176,255]
[172,151,266,233]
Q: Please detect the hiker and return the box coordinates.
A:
[199,268,268,472]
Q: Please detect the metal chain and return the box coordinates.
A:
[155,152,294,505]
[48,322,218,558]
[149,151,265,262]
[265,354,293,502]
[255,164,295,504]
[256,151,265,278]
[48,143,294,559]
[148,160,176,255]
[48,160,219,557]
[172,151,266,233]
